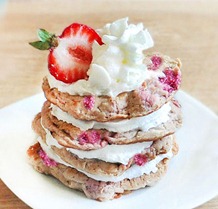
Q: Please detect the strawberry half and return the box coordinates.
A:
[29,23,103,83]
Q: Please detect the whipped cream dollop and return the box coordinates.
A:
[51,102,171,132]
[48,17,154,97]
[43,126,152,165]
[38,136,173,182]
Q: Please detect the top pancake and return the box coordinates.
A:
[43,53,182,122]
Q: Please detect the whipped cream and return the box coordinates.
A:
[38,136,173,182]
[47,17,154,97]
[43,126,152,165]
[51,102,171,132]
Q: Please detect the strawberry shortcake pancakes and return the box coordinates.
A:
[28,18,182,201]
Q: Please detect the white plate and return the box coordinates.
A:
[0,91,218,209]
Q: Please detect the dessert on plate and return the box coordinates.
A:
[27,17,182,201]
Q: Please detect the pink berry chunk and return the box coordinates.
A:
[138,87,155,107]
[159,68,181,93]
[85,179,115,200]
[39,149,57,167]
[83,95,95,110]
[78,130,101,145]
[134,154,148,166]
[149,55,162,70]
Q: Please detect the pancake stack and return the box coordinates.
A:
[27,19,182,201]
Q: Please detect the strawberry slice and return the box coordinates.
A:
[29,23,103,84]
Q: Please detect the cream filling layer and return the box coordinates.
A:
[43,126,152,165]
[37,136,173,182]
[51,102,171,132]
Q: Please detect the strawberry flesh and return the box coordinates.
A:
[68,46,92,64]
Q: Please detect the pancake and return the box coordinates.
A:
[37,99,182,150]
[43,53,181,122]
[33,111,176,175]
[27,141,178,201]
